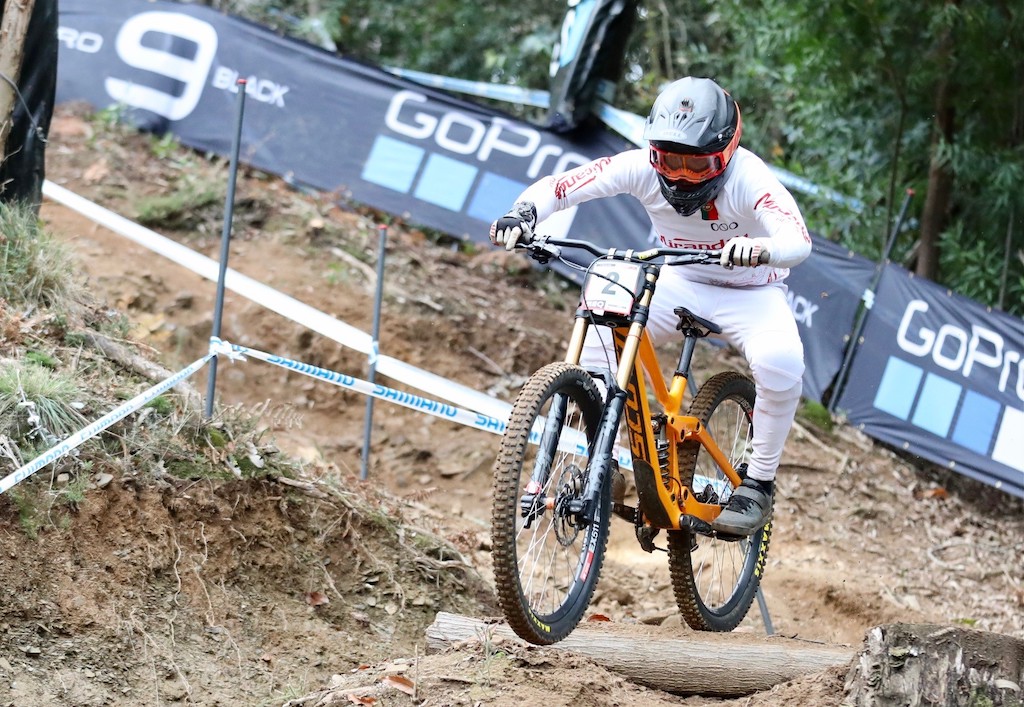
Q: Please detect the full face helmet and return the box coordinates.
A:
[642,77,742,216]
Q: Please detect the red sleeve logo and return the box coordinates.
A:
[554,157,612,199]
[754,192,811,243]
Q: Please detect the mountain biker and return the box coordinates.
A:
[489,76,811,536]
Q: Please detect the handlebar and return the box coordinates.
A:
[520,236,771,267]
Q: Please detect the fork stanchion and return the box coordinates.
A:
[360,224,388,480]
[204,78,248,419]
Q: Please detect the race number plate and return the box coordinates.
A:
[580,260,644,316]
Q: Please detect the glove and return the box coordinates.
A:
[489,201,537,251]
[720,236,764,268]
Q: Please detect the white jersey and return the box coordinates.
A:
[517,147,812,287]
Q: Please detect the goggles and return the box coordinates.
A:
[648,120,741,184]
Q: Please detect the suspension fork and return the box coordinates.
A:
[567,387,627,523]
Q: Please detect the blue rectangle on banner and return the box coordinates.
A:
[992,406,1024,473]
[362,136,424,193]
[911,373,961,437]
[873,357,923,420]
[952,391,1001,455]
[415,153,478,211]
[468,172,528,223]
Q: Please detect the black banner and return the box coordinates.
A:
[784,237,875,404]
[837,266,1024,497]
[547,0,638,132]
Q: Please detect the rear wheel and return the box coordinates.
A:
[667,371,771,631]
[491,362,608,645]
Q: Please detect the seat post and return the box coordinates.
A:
[674,332,698,379]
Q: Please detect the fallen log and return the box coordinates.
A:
[843,623,1024,706]
[425,611,856,697]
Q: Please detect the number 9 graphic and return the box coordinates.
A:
[105,12,218,121]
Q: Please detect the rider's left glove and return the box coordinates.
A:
[720,236,764,268]
[489,201,537,251]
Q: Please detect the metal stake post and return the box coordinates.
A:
[360,224,388,480]
[828,188,914,413]
[755,587,775,635]
[204,79,247,419]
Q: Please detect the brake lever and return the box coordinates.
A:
[524,240,561,264]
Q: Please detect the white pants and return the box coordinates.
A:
[581,270,804,482]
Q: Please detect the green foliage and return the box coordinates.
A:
[148,132,181,161]
[57,474,91,507]
[25,350,58,368]
[798,400,834,434]
[144,395,174,416]
[653,0,1023,315]
[9,489,42,539]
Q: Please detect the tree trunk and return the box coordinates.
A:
[0,0,37,163]
[425,611,855,697]
[844,623,1024,706]
[915,2,957,281]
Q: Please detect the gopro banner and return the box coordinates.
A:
[54,0,649,255]
[53,0,1023,496]
[784,238,875,404]
[836,266,1024,497]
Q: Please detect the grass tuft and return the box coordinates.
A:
[0,362,88,444]
[0,202,82,310]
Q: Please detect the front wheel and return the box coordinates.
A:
[491,362,608,645]
[668,371,771,631]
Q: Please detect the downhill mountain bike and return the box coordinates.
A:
[490,236,773,645]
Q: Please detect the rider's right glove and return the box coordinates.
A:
[489,201,537,251]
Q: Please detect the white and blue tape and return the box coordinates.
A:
[0,354,212,494]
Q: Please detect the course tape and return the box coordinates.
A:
[210,337,634,469]
[41,180,513,423]
[213,337,508,435]
[0,354,213,495]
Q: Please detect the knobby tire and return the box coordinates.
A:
[667,371,771,631]
[491,362,608,645]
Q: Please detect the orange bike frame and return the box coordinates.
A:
[615,329,744,527]
[563,271,743,529]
